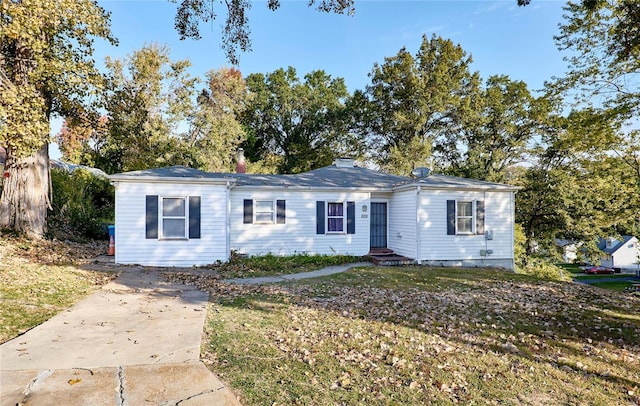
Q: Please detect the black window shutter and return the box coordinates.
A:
[476,200,485,235]
[146,195,158,239]
[276,200,286,224]
[189,196,201,239]
[316,201,325,234]
[243,199,253,224]
[346,201,355,234]
[446,200,455,235]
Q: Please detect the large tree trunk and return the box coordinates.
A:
[0,143,50,238]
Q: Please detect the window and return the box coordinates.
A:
[456,201,473,234]
[161,197,187,238]
[447,199,484,236]
[146,195,200,240]
[327,202,344,232]
[254,200,275,223]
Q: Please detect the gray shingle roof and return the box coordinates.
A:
[597,236,635,254]
[109,164,519,191]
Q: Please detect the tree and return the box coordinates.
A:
[516,108,639,258]
[59,49,250,175]
[363,35,481,175]
[242,67,357,174]
[62,44,200,174]
[554,0,640,117]
[186,67,248,172]
[171,0,355,64]
[0,0,114,237]
[447,75,551,183]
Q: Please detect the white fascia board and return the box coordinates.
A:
[109,175,237,186]
[232,185,394,193]
[393,183,521,193]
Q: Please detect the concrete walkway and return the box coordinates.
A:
[221,262,372,285]
[0,268,240,406]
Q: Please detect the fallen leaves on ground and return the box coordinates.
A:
[166,267,640,405]
[0,234,118,343]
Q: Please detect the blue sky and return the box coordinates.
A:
[51,0,569,158]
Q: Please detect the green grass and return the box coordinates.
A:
[204,253,364,279]
[590,280,639,291]
[573,273,631,280]
[556,263,584,274]
[0,234,117,344]
[168,266,640,405]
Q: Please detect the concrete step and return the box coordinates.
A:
[368,248,395,256]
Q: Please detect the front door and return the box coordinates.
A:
[370,202,387,249]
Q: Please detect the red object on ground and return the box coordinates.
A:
[107,235,115,256]
[584,265,614,274]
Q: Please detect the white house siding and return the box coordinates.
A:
[417,189,515,270]
[114,181,229,267]
[612,237,640,268]
[388,188,417,258]
[229,189,371,257]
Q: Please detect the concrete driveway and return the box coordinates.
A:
[0,268,240,405]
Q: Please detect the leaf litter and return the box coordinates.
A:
[167,267,640,405]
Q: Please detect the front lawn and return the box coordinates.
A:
[169,267,640,405]
[0,233,117,343]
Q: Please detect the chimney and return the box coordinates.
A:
[236,148,246,174]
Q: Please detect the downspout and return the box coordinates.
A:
[226,181,232,262]
[415,185,421,264]
[510,191,516,271]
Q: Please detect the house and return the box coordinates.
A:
[109,158,519,270]
[597,236,640,269]
[555,239,582,263]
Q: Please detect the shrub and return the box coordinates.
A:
[48,168,114,240]
[516,256,572,282]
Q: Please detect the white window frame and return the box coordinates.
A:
[254,200,275,224]
[160,196,188,239]
[456,200,474,235]
[327,202,345,233]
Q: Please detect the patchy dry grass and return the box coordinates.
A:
[0,233,117,343]
[169,267,640,405]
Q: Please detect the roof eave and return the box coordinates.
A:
[393,183,521,192]
[109,175,237,185]
[233,185,394,192]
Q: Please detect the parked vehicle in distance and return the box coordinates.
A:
[584,265,615,275]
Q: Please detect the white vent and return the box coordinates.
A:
[334,158,355,168]
[411,167,430,178]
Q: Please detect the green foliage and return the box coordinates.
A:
[513,223,527,269]
[516,107,640,258]
[186,67,248,172]
[362,35,481,174]
[516,256,572,282]
[242,67,360,174]
[58,47,249,175]
[48,169,114,239]
[449,75,551,183]
[554,0,640,117]
[0,0,115,159]
[214,252,364,278]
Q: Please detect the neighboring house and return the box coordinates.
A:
[109,158,519,269]
[597,236,640,269]
[556,239,580,263]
